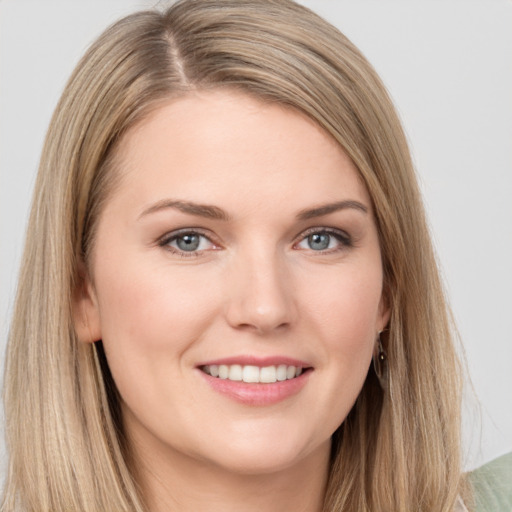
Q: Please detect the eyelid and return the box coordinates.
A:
[293,226,353,250]
[156,226,353,256]
[157,228,221,255]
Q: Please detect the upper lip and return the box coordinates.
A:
[196,355,312,368]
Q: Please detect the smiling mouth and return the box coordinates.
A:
[201,364,308,384]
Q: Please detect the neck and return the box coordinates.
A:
[130,438,330,512]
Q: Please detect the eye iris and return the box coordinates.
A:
[177,234,200,251]
[308,233,330,250]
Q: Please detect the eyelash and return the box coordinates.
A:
[158,228,217,258]
[158,227,353,257]
[294,227,353,253]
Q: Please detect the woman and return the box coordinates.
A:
[2,0,472,510]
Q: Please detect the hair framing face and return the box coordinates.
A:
[2,1,468,510]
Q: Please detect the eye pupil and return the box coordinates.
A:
[308,233,330,250]
[177,234,200,251]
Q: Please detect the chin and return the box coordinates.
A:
[198,433,329,476]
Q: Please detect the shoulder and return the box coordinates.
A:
[469,451,512,512]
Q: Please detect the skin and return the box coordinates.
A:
[74,91,389,512]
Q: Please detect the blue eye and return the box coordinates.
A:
[296,229,351,252]
[307,233,331,251]
[160,231,216,255]
[175,233,201,251]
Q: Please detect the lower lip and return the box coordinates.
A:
[198,369,312,406]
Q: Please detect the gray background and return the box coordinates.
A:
[1,0,511,471]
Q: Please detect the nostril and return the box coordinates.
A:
[234,321,290,335]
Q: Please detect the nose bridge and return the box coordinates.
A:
[225,242,296,333]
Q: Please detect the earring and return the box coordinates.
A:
[373,332,388,388]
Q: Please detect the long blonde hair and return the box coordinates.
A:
[2,1,469,510]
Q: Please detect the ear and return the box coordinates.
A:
[72,260,102,343]
[376,288,391,334]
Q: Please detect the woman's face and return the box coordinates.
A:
[77,91,388,476]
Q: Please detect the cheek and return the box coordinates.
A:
[292,265,383,435]
[93,254,220,371]
[302,263,383,348]
[91,255,225,427]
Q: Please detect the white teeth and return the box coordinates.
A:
[228,364,243,381]
[202,364,305,383]
[218,365,229,379]
[276,364,287,381]
[286,365,296,379]
[260,366,277,383]
[242,365,260,383]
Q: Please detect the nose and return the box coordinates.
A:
[224,248,297,335]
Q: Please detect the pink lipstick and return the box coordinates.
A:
[196,356,312,406]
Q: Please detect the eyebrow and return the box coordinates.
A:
[296,200,368,220]
[138,199,231,221]
[138,198,368,222]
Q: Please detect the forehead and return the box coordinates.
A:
[108,90,370,215]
